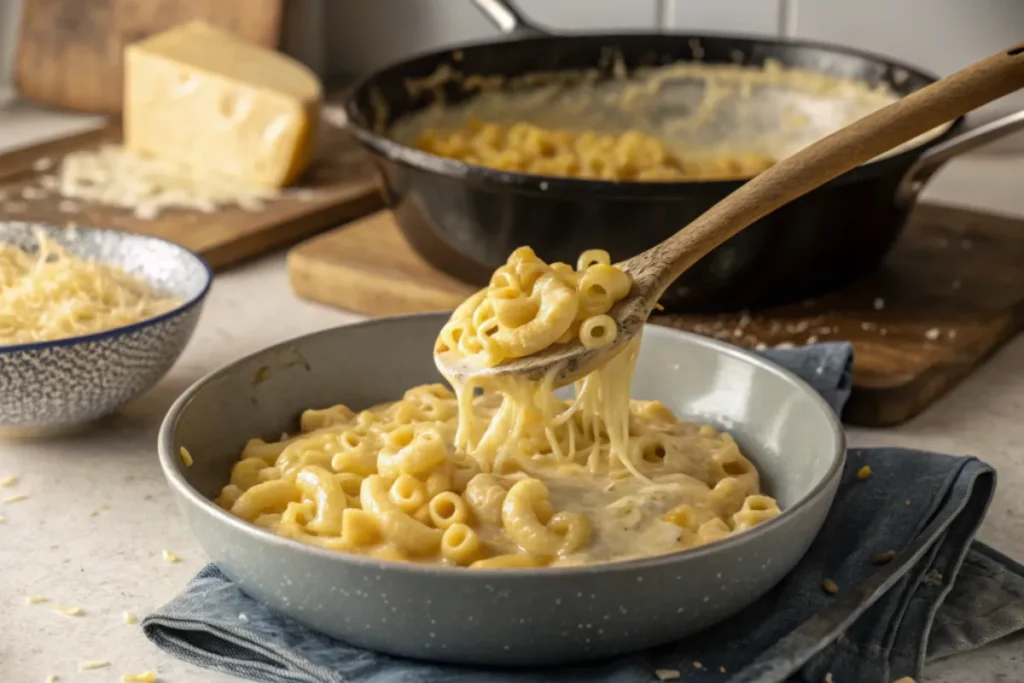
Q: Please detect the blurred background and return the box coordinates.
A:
[1,0,1023,142]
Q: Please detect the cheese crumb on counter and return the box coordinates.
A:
[78,660,111,671]
[823,578,839,594]
[25,595,48,605]
[0,474,18,487]
[45,675,58,683]
[162,549,182,563]
[654,669,680,680]
[122,672,158,683]
[857,465,872,480]
[90,504,110,517]
[179,446,194,467]
[0,514,6,523]
[3,493,29,504]
[123,611,139,625]
[54,605,85,617]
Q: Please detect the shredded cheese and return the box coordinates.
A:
[3,493,29,504]
[121,672,157,683]
[655,669,681,680]
[179,446,194,467]
[58,145,278,220]
[123,611,139,625]
[0,233,180,345]
[90,503,111,517]
[0,474,17,487]
[162,549,181,563]
[25,595,48,605]
[78,660,111,671]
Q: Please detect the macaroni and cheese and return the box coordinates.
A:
[415,119,775,182]
[217,248,781,567]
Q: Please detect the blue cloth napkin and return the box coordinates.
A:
[143,343,1024,683]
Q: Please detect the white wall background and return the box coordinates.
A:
[0,0,1021,122]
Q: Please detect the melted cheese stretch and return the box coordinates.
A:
[0,233,180,346]
[217,247,782,567]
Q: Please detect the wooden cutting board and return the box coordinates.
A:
[288,205,1024,427]
[14,0,283,113]
[0,118,381,270]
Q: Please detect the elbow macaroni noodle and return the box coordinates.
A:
[414,119,776,182]
[217,248,781,567]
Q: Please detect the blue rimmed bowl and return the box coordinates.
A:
[0,222,211,434]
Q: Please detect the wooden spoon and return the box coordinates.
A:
[437,42,1024,386]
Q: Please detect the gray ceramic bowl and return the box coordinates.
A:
[158,314,845,666]
[0,222,211,433]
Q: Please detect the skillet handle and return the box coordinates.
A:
[469,0,548,37]
[895,108,1024,207]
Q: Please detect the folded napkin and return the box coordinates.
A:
[144,343,1024,683]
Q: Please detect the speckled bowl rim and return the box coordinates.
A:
[0,225,213,355]
[158,313,846,579]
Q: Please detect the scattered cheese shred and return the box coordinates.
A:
[179,446,194,467]
[0,474,18,487]
[58,145,278,220]
[3,493,29,504]
[121,672,158,683]
[857,465,872,480]
[0,514,6,523]
[692,661,703,670]
[45,675,58,683]
[823,578,839,594]
[123,611,139,625]
[54,604,85,617]
[0,233,181,345]
[162,549,181,563]
[78,660,111,671]
[654,669,680,681]
[25,595,48,605]
[91,504,111,517]
[873,550,896,565]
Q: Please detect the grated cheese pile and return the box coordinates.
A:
[0,233,181,346]
[58,144,279,220]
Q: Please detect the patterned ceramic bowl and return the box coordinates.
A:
[0,222,211,434]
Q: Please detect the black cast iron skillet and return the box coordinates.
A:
[343,0,1024,312]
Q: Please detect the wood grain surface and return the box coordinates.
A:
[288,205,1024,427]
[14,0,284,113]
[0,118,382,270]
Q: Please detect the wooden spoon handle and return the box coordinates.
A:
[631,42,1024,298]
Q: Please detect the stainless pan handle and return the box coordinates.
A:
[895,109,1024,207]
[469,0,548,37]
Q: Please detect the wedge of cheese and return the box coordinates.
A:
[124,21,322,188]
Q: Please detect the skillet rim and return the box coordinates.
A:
[158,312,847,579]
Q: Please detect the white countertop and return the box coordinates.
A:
[3,106,1024,683]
